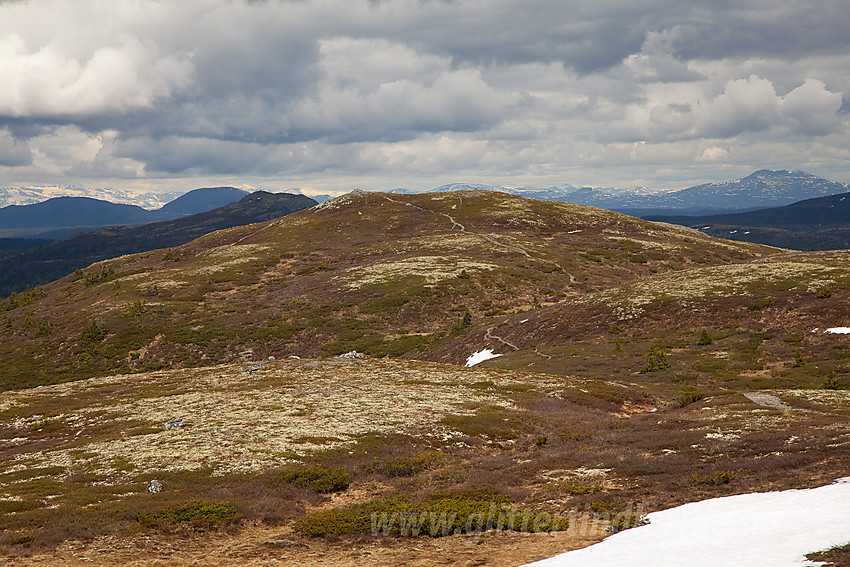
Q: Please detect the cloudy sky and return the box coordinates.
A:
[1,0,849,197]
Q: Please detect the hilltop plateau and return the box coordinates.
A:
[1,190,848,565]
[0,190,773,389]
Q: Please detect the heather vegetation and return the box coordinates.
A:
[1,190,848,565]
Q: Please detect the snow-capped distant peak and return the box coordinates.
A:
[0,185,180,210]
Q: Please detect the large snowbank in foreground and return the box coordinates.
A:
[524,478,850,567]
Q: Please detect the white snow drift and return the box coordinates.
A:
[524,478,850,567]
[465,349,502,367]
[824,327,850,334]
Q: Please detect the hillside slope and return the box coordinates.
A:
[437,250,850,390]
[1,190,772,389]
[0,196,151,229]
[2,189,849,565]
[647,191,850,250]
[0,191,316,297]
[0,187,249,240]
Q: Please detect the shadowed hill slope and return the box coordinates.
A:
[0,191,316,297]
[647,191,850,250]
[0,187,250,239]
[1,189,773,389]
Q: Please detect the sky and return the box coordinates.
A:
[1,0,849,198]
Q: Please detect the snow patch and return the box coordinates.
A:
[825,327,850,334]
[523,478,850,567]
[465,349,502,367]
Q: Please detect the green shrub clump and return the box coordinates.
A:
[677,391,705,408]
[747,298,775,311]
[293,487,568,538]
[823,370,844,390]
[560,483,602,495]
[697,329,713,345]
[610,514,648,533]
[371,451,444,478]
[280,466,350,493]
[641,347,670,373]
[135,500,241,531]
[688,470,737,485]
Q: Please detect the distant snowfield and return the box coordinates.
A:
[465,349,502,367]
[825,327,850,334]
[523,478,850,567]
[0,185,178,209]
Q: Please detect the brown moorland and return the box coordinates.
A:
[1,190,848,565]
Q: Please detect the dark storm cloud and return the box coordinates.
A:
[666,2,850,63]
[0,0,848,189]
[0,129,32,166]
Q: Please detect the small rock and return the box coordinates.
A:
[337,351,366,359]
[267,356,276,361]
[147,479,163,493]
[250,363,268,371]
[165,417,185,430]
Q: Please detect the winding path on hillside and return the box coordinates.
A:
[485,325,520,351]
[381,194,576,283]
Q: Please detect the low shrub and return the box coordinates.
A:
[279,466,350,493]
[806,542,850,565]
[676,391,705,408]
[688,470,737,485]
[641,347,670,373]
[697,329,713,346]
[371,451,444,478]
[442,405,536,440]
[816,287,833,299]
[747,298,775,311]
[560,483,602,495]
[293,487,568,538]
[135,500,241,531]
[10,534,35,546]
[823,371,845,390]
[589,501,619,516]
[609,514,649,533]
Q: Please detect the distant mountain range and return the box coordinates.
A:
[396,170,850,215]
[0,187,249,240]
[0,185,179,209]
[0,191,316,296]
[648,190,850,251]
